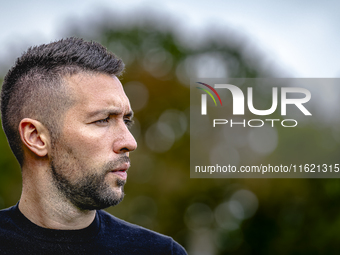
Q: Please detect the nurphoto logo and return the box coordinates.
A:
[196,82,312,128]
[191,78,339,179]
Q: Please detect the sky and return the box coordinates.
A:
[0,0,339,78]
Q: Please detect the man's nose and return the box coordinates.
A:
[114,123,137,154]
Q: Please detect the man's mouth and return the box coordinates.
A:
[110,163,130,180]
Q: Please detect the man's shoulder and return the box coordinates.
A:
[99,209,166,237]
[0,205,17,228]
[98,210,187,254]
[0,206,187,254]
[0,205,28,250]
[0,205,15,216]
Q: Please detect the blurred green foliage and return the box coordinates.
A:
[1,13,340,254]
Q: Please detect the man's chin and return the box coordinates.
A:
[78,191,125,211]
[101,191,125,210]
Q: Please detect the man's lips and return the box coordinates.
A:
[110,163,130,180]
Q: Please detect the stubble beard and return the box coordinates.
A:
[50,144,130,211]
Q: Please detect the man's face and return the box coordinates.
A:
[49,73,137,210]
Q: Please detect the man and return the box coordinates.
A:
[0,37,187,254]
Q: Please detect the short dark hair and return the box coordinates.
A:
[1,37,124,166]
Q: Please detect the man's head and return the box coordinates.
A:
[1,37,125,165]
[1,37,137,210]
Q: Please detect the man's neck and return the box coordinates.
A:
[19,172,96,230]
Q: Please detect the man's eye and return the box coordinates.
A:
[124,119,134,128]
[96,117,110,124]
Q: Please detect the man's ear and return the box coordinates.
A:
[19,118,50,157]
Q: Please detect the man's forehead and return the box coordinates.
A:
[65,72,122,92]
[64,72,131,113]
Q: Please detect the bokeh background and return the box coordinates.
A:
[1,1,340,254]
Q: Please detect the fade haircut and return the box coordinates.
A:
[1,37,124,166]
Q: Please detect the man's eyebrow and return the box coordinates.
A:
[87,109,134,118]
[125,111,134,118]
